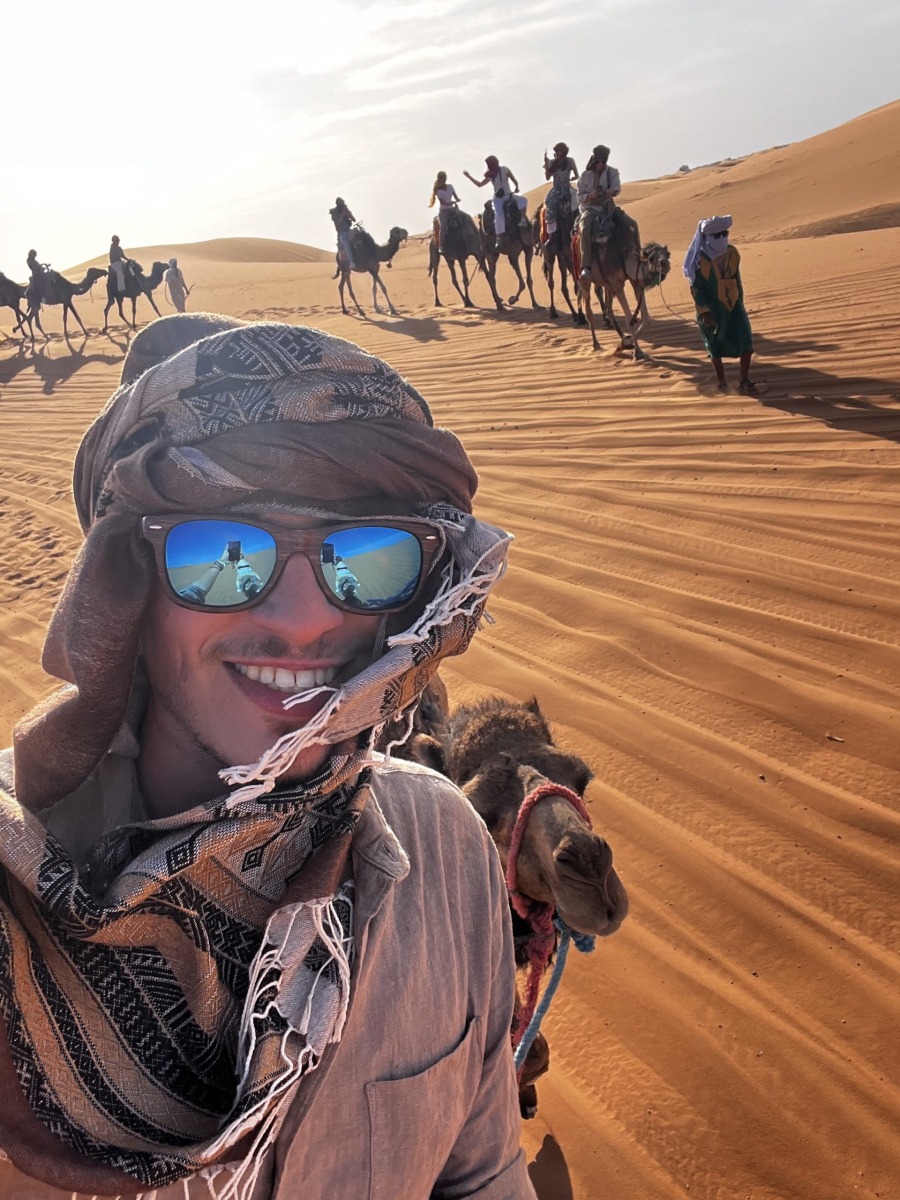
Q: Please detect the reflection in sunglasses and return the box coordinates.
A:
[154,518,432,613]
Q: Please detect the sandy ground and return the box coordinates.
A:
[1,102,899,1200]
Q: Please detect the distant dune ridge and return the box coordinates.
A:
[72,236,333,273]
[2,99,900,1200]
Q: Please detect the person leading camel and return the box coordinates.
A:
[428,170,461,254]
[329,196,356,271]
[683,214,757,394]
[0,312,535,1200]
[577,144,621,279]
[109,233,130,294]
[464,156,528,246]
[543,142,578,236]
[165,256,190,312]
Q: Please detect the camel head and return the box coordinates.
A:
[462,756,627,938]
[447,697,628,939]
[87,267,108,284]
[640,241,671,287]
[389,227,408,248]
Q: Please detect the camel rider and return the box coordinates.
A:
[428,171,461,254]
[464,157,528,245]
[577,145,622,279]
[109,235,130,294]
[543,143,578,236]
[25,249,47,305]
[330,198,356,270]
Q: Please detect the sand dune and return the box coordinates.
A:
[69,236,333,275]
[1,100,899,1200]
[526,99,900,249]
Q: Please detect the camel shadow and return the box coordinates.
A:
[528,1134,574,1200]
[362,314,450,342]
[0,338,123,396]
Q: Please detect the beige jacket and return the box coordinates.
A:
[0,750,535,1200]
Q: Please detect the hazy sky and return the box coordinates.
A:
[3,0,898,272]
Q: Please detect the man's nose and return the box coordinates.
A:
[249,554,344,642]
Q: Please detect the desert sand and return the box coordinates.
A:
[1,101,899,1200]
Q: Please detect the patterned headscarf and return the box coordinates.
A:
[0,317,511,1196]
[682,214,733,280]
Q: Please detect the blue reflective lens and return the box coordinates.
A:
[321,527,422,610]
[165,520,277,608]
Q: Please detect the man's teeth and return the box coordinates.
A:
[233,664,337,692]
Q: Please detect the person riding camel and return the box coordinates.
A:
[428,171,461,254]
[329,197,356,271]
[464,156,528,248]
[543,142,579,237]
[25,249,47,306]
[109,235,130,295]
[577,145,622,279]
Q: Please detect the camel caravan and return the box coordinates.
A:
[1,238,172,343]
[379,680,629,1118]
[419,143,672,357]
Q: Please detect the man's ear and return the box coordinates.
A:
[408,734,446,775]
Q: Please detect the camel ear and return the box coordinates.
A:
[408,734,445,775]
[572,763,593,795]
[525,696,543,716]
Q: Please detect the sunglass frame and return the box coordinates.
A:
[141,514,447,615]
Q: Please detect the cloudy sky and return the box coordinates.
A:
[2,0,898,272]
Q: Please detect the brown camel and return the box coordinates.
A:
[480,197,542,309]
[396,690,628,1117]
[24,268,107,339]
[578,210,671,358]
[427,208,504,311]
[0,273,31,339]
[532,202,586,325]
[337,225,407,316]
[103,259,167,331]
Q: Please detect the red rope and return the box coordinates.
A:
[506,783,593,1059]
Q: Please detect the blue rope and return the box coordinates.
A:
[513,919,596,1071]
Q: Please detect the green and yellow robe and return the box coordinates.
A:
[690,245,753,359]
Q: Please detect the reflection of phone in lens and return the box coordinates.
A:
[321,542,335,565]
[227,540,242,562]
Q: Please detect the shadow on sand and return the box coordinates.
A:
[0,336,124,396]
[528,1134,574,1200]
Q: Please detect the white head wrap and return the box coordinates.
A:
[682,214,733,280]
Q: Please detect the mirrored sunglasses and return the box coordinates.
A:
[141,515,445,614]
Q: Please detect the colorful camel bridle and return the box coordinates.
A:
[505,781,597,1075]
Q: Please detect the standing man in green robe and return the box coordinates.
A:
[684,215,757,394]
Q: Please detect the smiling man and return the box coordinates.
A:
[0,315,535,1199]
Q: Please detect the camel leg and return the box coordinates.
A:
[481,256,504,311]
[608,285,644,359]
[447,260,472,308]
[523,249,542,309]
[68,300,88,337]
[343,272,364,318]
[559,262,580,323]
[147,291,162,318]
[580,278,601,350]
[505,252,527,307]
[429,248,442,306]
[129,298,138,329]
[543,255,558,319]
[373,272,397,317]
